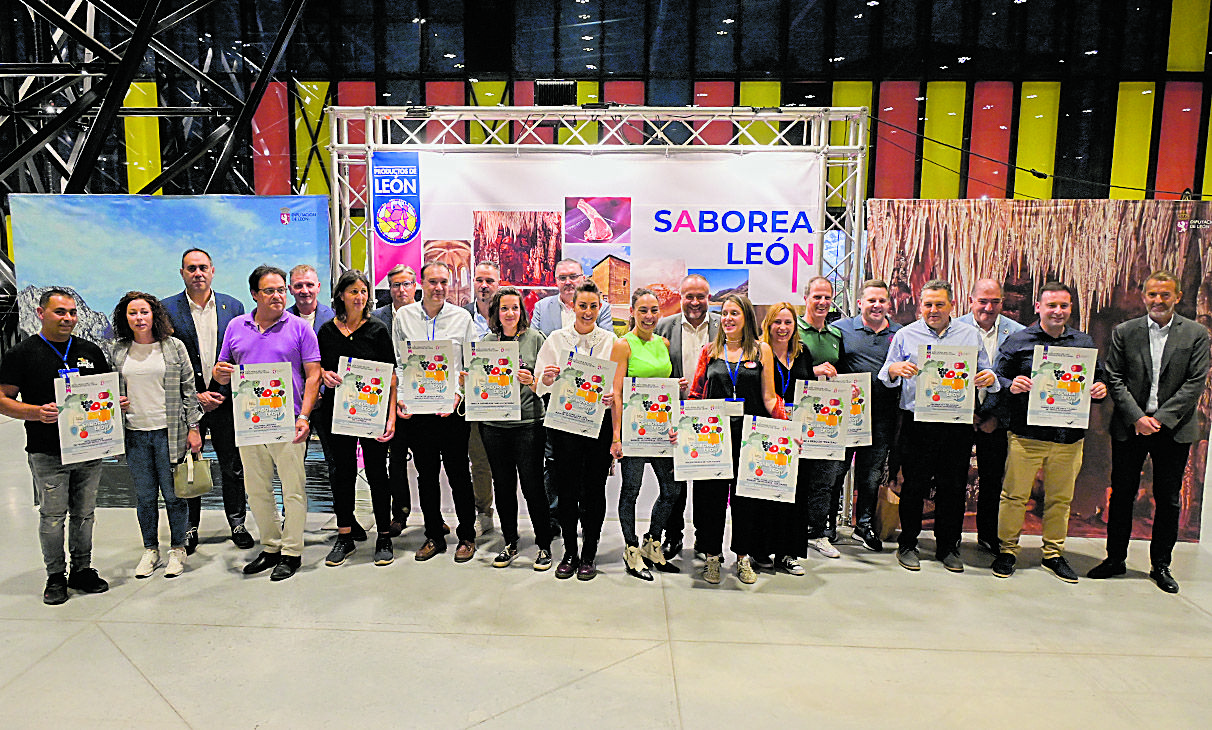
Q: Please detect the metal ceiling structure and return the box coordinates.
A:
[326,104,869,314]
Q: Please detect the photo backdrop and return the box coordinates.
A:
[867,199,1212,542]
[10,195,330,345]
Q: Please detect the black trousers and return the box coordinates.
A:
[406,414,476,543]
[897,413,975,557]
[692,416,754,557]
[547,418,613,562]
[188,399,246,530]
[973,426,1010,545]
[665,477,689,543]
[387,422,412,520]
[481,422,552,549]
[328,432,392,533]
[1106,430,1192,568]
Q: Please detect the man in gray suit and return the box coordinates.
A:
[1089,271,1210,593]
[653,274,719,559]
[530,258,613,336]
[957,278,1025,553]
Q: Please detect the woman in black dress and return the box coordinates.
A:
[686,293,783,585]
[316,270,399,567]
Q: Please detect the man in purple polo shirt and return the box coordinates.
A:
[214,265,321,581]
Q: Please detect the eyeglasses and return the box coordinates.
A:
[389,281,416,289]
[258,287,288,296]
[556,274,582,283]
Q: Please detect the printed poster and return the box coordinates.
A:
[233,362,295,447]
[914,344,978,423]
[1027,345,1098,429]
[735,415,800,502]
[399,340,459,414]
[55,371,124,464]
[543,352,616,437]
[331,357,394,438]
[673,399,732,481]
[834,372,872,447]
[792,379,848,461]
[464,340,522,422]
[621,378,679,457]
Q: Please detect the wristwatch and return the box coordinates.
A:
[297,414,310,422]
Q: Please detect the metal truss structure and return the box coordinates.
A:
[0,0,309,197]
[327,105,869,314]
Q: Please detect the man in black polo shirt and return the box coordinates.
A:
[0,288,113,605]
[834,279,902,551]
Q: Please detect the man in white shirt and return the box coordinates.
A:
[393,261,480,563]
[653,274,719,559]
[463,261,501,536]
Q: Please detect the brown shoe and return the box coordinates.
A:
[414,538,445,561]
[454,539,476,563]
[441,522,451,536]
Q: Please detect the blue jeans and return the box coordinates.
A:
[618,456,680,548]
[125,429,188,549]
[27,453,102,575]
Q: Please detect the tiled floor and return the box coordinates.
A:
[0,418,1209,729]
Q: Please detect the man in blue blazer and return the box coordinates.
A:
[956,278,1025,553]
[163,248,253,552]
[530,258,613,336]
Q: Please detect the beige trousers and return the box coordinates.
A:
[239,441,308,557]
[998,434,1084,559]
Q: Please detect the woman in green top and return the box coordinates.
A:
[479,287,554,571]
[610,288,682,581]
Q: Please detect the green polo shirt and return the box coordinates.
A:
[797,316,843,366]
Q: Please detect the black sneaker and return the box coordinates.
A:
[230,525,255,550]
[534,548,553,571]
[853,527,884,552]
[43,573,68,605]
[325,535,356,566]
[991,553,1016,578]
[661,535,683,562]
[185,527,199,555]
[67,567,109,594]
[493,543,519,568]
[373,535,394,566]
[1042,556,1078,584]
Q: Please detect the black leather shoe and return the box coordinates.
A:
[661,536,683,562]
[185,527,199,555]
[348,522,368,542]
[67,567,109,593]
[243,551,281,575]
[555,553,579,579]
[976,537,999,555]
[1149,566,1180,594]
[230,525,255,550]
[1086,559,1127,580]
[43,573,68,605]
[270,555,302,581]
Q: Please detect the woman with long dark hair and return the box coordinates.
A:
[317,270,399,567]
[686,293,783,585]
[111,291,202,579]
[479,286,553,570]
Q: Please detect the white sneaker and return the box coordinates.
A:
[703,555,722,584]
[807,537,841,559]
[736,556,757,584]
[475,511,495,537]
[164,547,186,578]
[135,549,160,578]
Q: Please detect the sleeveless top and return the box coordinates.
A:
[623,332,673,378]
[771,347,813,406]
[701,350,766,417]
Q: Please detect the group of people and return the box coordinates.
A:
[1,249,1207,605]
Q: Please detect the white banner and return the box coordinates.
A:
[233,363,295,447]
[56,371,124,464]
[331,357,393,439]
[408,151,823,307]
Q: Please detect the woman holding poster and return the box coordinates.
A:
[610,288,681,582]
[687,294,784,585]
[534,280,616,581]
[479,287,554,571]
[757,303,813,576]
[317,271,398,568]
[110,292,202,579]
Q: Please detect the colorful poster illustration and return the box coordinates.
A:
[370,150,422,287]
[792,379,848,460]
[834,372,872,447]
[464,340,522,422]
[1027,345,1098,429]
[672,399,733,481]
[330,357,394,439]
[621,378,679,457]
[914,344,978,423]
[399,340,459,414]
[55,371,124,464]
[735,415,800,502]
[233,362,295,447]
[543,352,617,437]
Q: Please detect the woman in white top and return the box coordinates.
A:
[533,280,616,581]
[110,292,202,579]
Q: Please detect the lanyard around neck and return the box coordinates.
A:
[39,334,73,368]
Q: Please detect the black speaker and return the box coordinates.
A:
[534,79,578,106]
